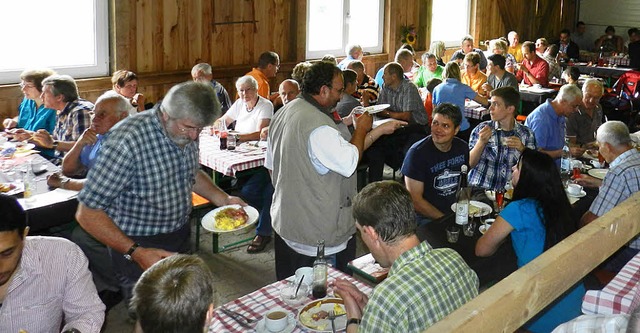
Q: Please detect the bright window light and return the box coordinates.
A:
[431,0,470,48]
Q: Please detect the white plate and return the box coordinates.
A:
[588,168,608,180]
[566,189,587,198]
[0,183,24,196]
[450,200,493,216]
[256,310,296,333]
[372,118,394,129]
[201,205,259,233]
[298,298,347,332]
[362,104,390,114]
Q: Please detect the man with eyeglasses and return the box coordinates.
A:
[76,81,245,315]
[525,84,584,167]
[246,51,281,105]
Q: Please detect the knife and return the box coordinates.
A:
[220,308,252,329]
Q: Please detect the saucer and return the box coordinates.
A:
[567,189,587,198]
[255,312,296,333]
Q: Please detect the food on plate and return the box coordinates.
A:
[468,204,481,216]
[0,183,16,193]
[15,146,33,154]
[299,300,346,330]
[214,207,248,230]
[1,147,16,158]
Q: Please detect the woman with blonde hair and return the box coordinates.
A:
[489,39,516,73]
[429,40,446,67]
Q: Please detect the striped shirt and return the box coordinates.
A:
[79,109,199,236]
[0,237,104,333]
[53,98,94,142]
[359,242,479,332]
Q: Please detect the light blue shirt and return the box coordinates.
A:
[525,99,565,167]
[432,78,475,131]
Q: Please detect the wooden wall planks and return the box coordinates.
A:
[0,0,576,122]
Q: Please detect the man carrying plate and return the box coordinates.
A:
[76,82,245,316]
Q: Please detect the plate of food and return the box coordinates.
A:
[450,200,493,216]
[298,298,347,332]
[0,183,23,196]
[201,204,259,233]
[588,168,608,180]
[362,104,390,114]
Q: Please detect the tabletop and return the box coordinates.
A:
[199,131,266,178]
[1,152,78,232]
[582,252,640,315]
[464,100,489,120]
[209,267,373,333]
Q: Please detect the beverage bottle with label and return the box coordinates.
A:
[312,240,327,299]
[560,137,572,178]
[218,119,228,150]
[455,165,470,225]
[23,160,36,199]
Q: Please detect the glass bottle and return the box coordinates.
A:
[312,240,327,299]
[23,160,36,199]
[455,165,470,225]
[218,119,228,150]
[560,137,572,179]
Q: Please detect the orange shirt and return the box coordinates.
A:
[461,70,487,95]
[246,68,270,98]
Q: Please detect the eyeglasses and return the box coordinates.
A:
[19,82,35,89]
[162,107,203,134]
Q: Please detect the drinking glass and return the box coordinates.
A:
[495,188,505,213]
[463,218,475,237]
[446,226,460,243]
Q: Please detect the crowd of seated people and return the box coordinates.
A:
[3,25,640,332]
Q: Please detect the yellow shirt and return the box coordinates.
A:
[508,45,524,63]
[461,70,487,95]
[246,68,270,98]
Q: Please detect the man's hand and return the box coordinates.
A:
[32,129,55,149]
[354,112,373,133]
[574,174,602,188]
[481,83,492,95]
[375,119,408,135]
[503,136,525,152]
[3,118,17,129]
[13,129,34,142]
[132,93,145,109]
[519,64,529,74]
[260,127,269,140]
[333,279,368,320]
[131,247,176,270]
[224,195,247,206]
[47,172,65,189]
[477,125,492,145]
[77,129,98,147]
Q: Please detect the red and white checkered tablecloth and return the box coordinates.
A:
[582,252,640,315]
[199,132,265,177]
[208,267,374,333]
[464,100,489,120]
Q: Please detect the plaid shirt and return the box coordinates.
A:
[353,74,380,105]
[468,121,537,190]
[378,79,427,125]
[78,109,199,236]
[589,149,640,248]
[53,98,93,141]
[359,243,478,333]
[551,314,629,333]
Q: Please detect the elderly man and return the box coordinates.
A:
[31,74,94,157]
[482,54,519,95]
[469,87,536,190]
[366,62,428,182]
[338,44,364,70]
[278,79,300,105]
[451,35,488,71]
[525,84,583,166]
[516,41,550,87]
[76,82,245,308]
[347,60,380,106]
[246,51,280,103]
[131,255,215,333]
[414,52,444,89]
[567,79,605,147]
[334,181,478,333]
[401,103,469,224]
[557,29,580,61]
[461,52,487,94]
[374,49,415,87]
[578,121,640,270]
[508,31,524,63]
[191,63,232,113]
[266,61,406,280]
[0,195,105,332]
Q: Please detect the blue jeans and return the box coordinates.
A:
[240,168,274,237]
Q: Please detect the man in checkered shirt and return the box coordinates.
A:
[76,81,245,309]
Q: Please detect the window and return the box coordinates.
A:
[0,0,109,84]
[306,0,384,59]
[431,0,471,48]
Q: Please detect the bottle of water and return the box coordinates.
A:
[23,160,36,199]
[560,137,572,177]
[455,165,470,225]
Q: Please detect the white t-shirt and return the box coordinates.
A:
[225,95,273,133]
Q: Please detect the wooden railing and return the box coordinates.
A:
[425,191,640,332]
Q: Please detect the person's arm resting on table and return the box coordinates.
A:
[405,177,445,220]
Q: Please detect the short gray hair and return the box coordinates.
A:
[557,84,583,103]
[162,81,220,126]
[582,78,604,95]
[42,74,78,102]
[191,63,212,76]
[96,91,133,115]
[235,75,258,90]
[345,44,362,57]
[597,120,632,147]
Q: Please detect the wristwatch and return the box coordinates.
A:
[52,140,59,150]
[60,178,70,189]
[124,243,140,261]
[347,318,361,326]
[234,134,241,142]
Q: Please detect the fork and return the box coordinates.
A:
[328,310,337,333]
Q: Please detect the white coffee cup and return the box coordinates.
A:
[265,309,289,332]
[567,183,583,196]
[295,267,314,286]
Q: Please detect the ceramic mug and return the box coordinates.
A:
[265,309,289,332]
[567,183,583,196]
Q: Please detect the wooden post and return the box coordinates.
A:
[425,192,640,332]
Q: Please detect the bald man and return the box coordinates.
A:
[279,79,300,105]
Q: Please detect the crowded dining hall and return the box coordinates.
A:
[2,0,640,332]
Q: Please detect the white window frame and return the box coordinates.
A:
[0,0,109,84]
[430,0,471,48]
[306,0,384,60]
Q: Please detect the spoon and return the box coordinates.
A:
[292,275,305,299]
